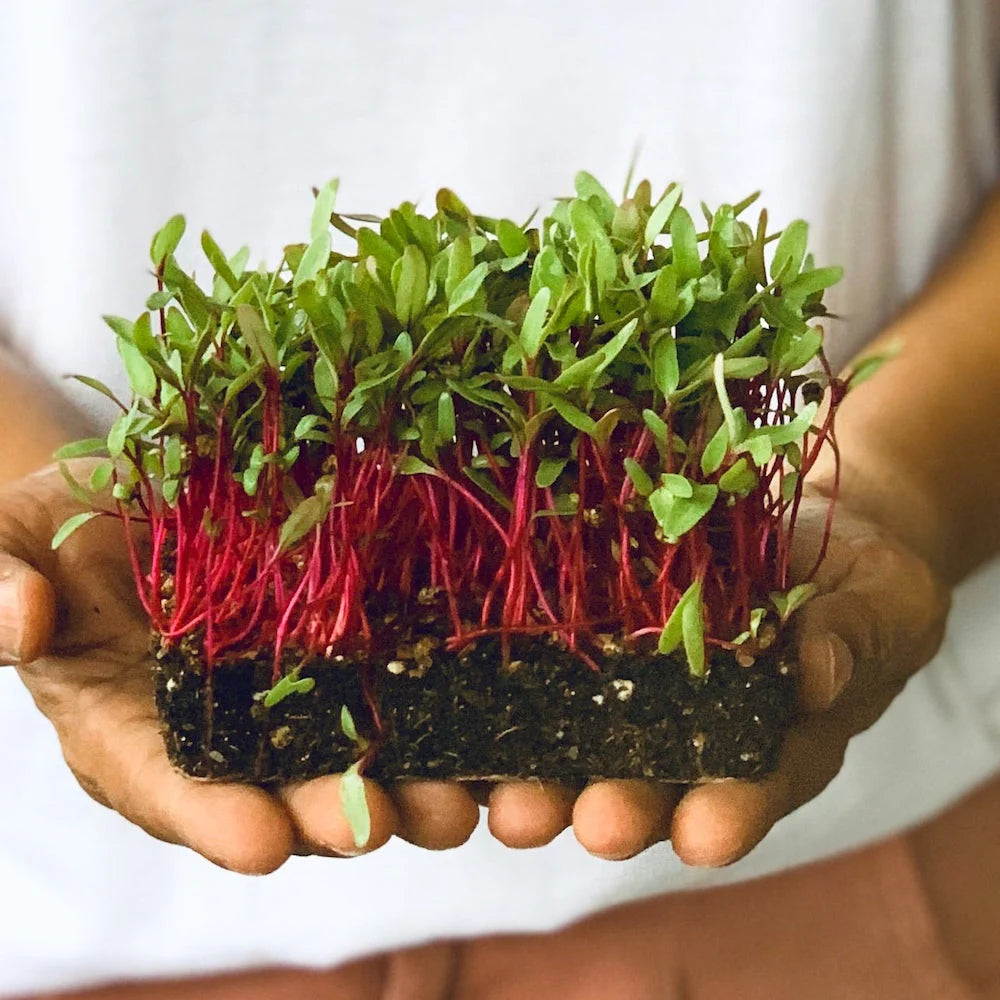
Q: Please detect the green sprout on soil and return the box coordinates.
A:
[261,666,316,708]
[55,173,871,721]
[340,706,370,847]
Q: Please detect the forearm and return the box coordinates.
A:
[0,347,89,485]
[816,188,1000,585]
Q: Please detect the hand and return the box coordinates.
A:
[0,464,482,873]
[488,491,951,864]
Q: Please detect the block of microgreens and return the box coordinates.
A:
[55,173,866,834]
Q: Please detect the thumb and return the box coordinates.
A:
[0,551,56,664]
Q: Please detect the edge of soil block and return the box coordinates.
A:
[153,635,795,784]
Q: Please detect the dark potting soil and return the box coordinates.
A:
[153,630,795,784]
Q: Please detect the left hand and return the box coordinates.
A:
[487,493,951,864]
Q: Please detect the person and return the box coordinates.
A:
[2,1,1000,996]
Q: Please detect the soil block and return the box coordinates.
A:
[153,635,795,784]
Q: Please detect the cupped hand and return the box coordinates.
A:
[0,464,481,873]
[507,491,949,866]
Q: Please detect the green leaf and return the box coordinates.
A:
[313,356,339,414]
[107,411,131,459]
[649,267,678,324]
[746,401,819,449]
[651,330,680,398]
[89,460,114,493]
[163,436,183,477]
[293,230,331,287]
[51,511,101,551]
[569,199,616,294]
[150,214,186,266]
[657,599,684,656]
[722,356,769,379]
[445,235,473,299]
[200,230,240,293]
[463,466,514,511]
[437,391,456,443]
[718,457,758,495]
[548,395,598,436]
[644,185,682,248]
[725,325,763,359]
[591,407,623,452]
[642,408,668,443]
[58,461,92,505]
[713,353,741,444]
[623,457,653,496]
[649,483,718,543]
[222,361,266,409]
[659,473,693,497]
[670,207,701,284]
[339,762,371,849]
[529,244,565,298]
[777,328,823,375]
[102,315,135,341]
[535,456,567,489]
[235,304,278,368]
[397,455,437,476]
[846,339,901,389]
[340,704,369,750]
[553,318,638,390]
[53,437,110,461]
[658,578,705,677]
[700,422,729,476]
[262,667,316,708]
[394,244,429,325]
[780,470,800,502]
[146,290,174,311]
[770,582,818,623]
[611,200,641,244]
[497,218,529,257]
[162,479,180,506]
[681,580,706,678]
[311,179,340,241]
[574,171,616,224]
[116,338,156,398]
[448,261,489,313]
[277,492,331,552]
[745,434,774,467]
[786,265,843,298]
[771,220,808,282]
[519,286,551,360]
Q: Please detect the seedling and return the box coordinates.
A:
[54,173,886,783]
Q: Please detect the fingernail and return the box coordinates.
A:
[0,570,25,661]
[823,634,854,705]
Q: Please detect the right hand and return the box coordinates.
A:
[0,463,484,872]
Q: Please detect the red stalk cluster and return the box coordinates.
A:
[119,369,841,678]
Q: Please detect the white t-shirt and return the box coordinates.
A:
[3,1,1000,994]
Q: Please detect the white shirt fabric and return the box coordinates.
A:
[2,0,1000,994]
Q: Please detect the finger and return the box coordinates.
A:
[794,549,947,707]
[392,780,481,850]
[279,774,397,856]
[795,628,854,713]
[671,714,852,868]
[488,781,576,848]
[60,690,295,874]
[0,551,56,664]
[572,780,679,860]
